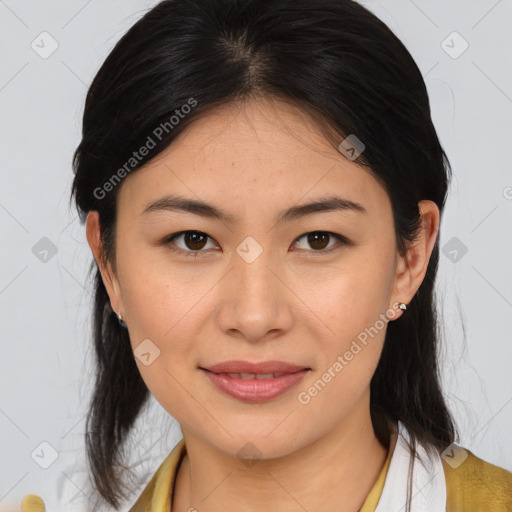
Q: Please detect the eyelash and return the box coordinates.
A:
[163,230,350,258]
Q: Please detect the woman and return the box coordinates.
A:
[22,0,512,510]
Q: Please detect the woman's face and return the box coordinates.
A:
[88,97,433,460]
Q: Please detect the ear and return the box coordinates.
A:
[389,200,440,317]
[85,211,125,318]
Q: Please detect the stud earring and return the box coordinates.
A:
[115,311,127,327]
[399,302,408,311]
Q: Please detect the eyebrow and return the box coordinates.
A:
[141,194,367,224]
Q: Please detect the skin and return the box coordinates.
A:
[86,96,440,512]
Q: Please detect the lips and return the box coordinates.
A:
[199,360,310,402]
[216,372,287,379]
[201,360,309,375]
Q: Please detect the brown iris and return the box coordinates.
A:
[183,231,208,250]
[304,232,330,250]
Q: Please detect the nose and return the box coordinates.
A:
[215,237,294,344]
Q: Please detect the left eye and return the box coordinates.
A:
[292,231,347,254]
[164,230,348,257]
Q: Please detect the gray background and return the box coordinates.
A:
[1,0,511,510]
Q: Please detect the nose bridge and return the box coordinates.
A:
[216,234,290,340]
[233,234,277,303]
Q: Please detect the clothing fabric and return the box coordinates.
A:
[373,420,446,511]
[21,421,512,512]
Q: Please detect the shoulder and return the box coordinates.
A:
[442,446,512,511]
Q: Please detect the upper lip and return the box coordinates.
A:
[201,360,309,374]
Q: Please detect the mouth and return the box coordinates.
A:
[200,360,310,375]
[203,371,292,379]
[199,361,311,402]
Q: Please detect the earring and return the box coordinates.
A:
[399,302,408,311]
[115,311,126,327]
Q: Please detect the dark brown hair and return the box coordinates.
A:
[70,0,457,509]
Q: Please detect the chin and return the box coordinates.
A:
[205,422,310,462]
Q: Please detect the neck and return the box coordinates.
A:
[172,401,391,512]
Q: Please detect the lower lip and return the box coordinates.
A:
[200,369,309,402]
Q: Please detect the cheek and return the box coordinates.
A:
[123,269,197,419]
[297,250,393,390]
[119,246,191,340]
[305,252,394,336]
[297,283,389,417]
[118,252,203,372]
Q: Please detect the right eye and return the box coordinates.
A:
[164,230,219,257]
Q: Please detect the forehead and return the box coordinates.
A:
[117,97,391,221]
